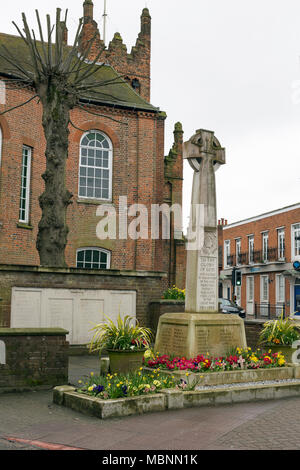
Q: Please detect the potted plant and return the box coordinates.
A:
[89,314,153,374]
[258,313,300,363]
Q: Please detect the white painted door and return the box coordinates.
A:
[246,276,254,315]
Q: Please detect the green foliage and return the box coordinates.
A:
[77,369,177,399]
[89,314,153,352]
[163,285,185,300]
[259,313,300,346]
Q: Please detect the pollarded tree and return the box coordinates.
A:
[0,8,124,267]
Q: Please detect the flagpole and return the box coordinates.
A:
[103,0,107,46]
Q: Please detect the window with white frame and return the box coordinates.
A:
[76,248,111,270]
[224,240,231,267]
[248,235,254,264]
[276,274,285,304]
[79,131,112,200]
[260,275,269,303]
[19,146,32,223]
[236,238,241,265]
[262,232,269,262]
[277,228,285,260]
[292,224,300,259]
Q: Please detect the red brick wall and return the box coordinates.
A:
[0,84,166,272]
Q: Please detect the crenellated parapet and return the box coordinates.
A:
[79,2,151,102]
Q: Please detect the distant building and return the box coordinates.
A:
[218,203,300,317]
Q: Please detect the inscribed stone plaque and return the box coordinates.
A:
[159,323,188,356]
[11,288,42,328]
[48,298,73,340]
[197,256,217,311]
[77,299,104,344]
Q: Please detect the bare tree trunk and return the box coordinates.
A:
[36,80,74,266]
[0,9,124,267]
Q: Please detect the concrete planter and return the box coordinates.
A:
[107,349,145,374]
[143,366,295,386]
[53,386,166,419]
[54,368,300,419]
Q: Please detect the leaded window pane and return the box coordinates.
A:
[76,249,109,270]
[79,130,112,200]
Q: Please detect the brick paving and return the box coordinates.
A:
[1,356,300,450]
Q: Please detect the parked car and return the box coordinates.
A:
[219,298,246,319]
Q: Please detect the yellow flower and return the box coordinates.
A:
[90,372,94,376]
[186,372,189,376]
[78,380,82,384]
[88,386,94,392]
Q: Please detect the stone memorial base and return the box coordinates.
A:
[154,312,247,358]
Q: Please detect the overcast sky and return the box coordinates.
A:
[1,0,300,230]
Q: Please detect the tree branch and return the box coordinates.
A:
[0,94,38,115]
[0,46,33,81]
[78,103,127,125]
[68,119,87,133]
[35,9,48,66]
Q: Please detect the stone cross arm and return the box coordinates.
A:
[183,129,225,172]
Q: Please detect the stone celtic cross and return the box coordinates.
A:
[183,129,225,313]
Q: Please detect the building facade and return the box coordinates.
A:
[0,2,185,341]
[218,203,300,318]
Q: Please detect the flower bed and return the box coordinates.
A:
[145,348,286,373]
[76,368,177,400]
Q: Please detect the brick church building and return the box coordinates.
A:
[0,1,185,344]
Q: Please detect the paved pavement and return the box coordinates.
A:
[1,355,300,450]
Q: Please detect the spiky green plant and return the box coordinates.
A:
[89,314,153,352]
[259,312,300,346]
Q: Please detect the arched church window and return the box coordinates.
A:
[79,130,113,200]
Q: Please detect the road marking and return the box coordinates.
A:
[5,436,85,450]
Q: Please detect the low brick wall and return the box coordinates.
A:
[0,264,168,329]
[0,328,69,392]
[244,319,266,349]
[148,299,185,333]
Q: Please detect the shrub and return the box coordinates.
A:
[163,285,185,300]
[259,313,300,346]
[89,314,153,352]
